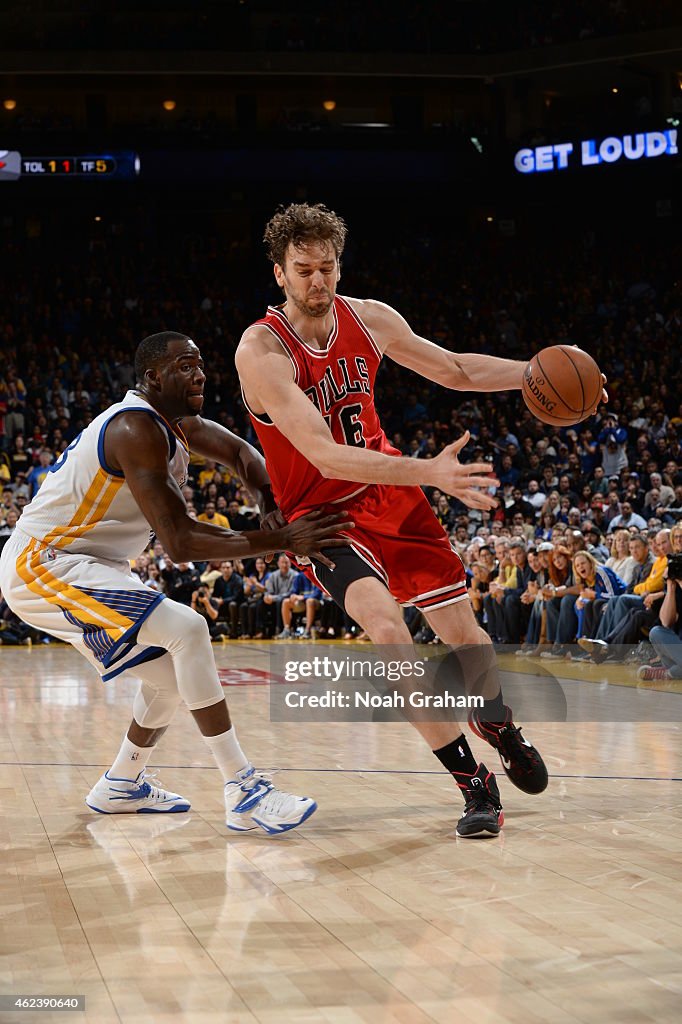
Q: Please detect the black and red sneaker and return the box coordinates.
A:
[454,763,503,838]
[469,705,548,795]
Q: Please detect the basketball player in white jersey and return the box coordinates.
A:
[0,331,350,834]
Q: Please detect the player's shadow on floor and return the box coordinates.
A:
[306,834,444,872]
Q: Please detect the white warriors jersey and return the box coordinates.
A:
[17,391,189,561]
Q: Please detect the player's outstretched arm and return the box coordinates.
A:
[236,333,498,508]
[355,298,526,391]
[179,416,277,516]
[357,299,609,406]
[103,412,350,566]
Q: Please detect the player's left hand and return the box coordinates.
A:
[571,348,608,413]
[430,431,499,509]
[598,373,608,412]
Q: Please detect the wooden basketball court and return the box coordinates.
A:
[2,642,681,1024]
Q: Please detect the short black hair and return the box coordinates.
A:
[134,331,192,382]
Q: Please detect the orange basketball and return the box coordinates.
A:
[522,345,602,426]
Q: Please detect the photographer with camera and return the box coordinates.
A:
[162,561,201,606]
[191,584,229,640]
[638,524,682,681]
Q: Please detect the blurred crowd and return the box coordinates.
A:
[1,219,681,676]
[4,1,679,54]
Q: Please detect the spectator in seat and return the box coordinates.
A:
[579,530,671,660]
[510,511,535,543]
[200,559,223,594]
[508,487,535,521]
[589,465,609,497]
[605,528,638,586]
[572,550,628,642]
[162,561,201,606]
[131,553,150,583]
[515,541,553,656]
[213,560,245,639]
[598,413,628,477]
[540,491,561,522]
[145,562,164,593]
[638,530,682,681]
[240,556,269,638]
[501,541,534,647]
[581,524,609,562]
[604,491,622,528]
[227,499,256,532]
[524,479,546,515]
[647,471,675,510]
[281,571,322,640]
[483,538,512,641]
[190,584,228,640]
[468,560,492,628]
[607,500,648,533]
[265,554,297,638]
[540,546,580,659]
[9,434,31,478]
[535,510,556,541]
[0,507,19,555]
[26,448,53,498]
[197,500,230,530]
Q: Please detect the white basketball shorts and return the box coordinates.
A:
[0,529,167,681]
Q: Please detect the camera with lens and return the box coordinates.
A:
[197,587,207,597]
[667,553,682,582]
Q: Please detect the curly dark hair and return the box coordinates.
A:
[263,202,347,266]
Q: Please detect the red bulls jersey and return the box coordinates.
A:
[243,295,400,518]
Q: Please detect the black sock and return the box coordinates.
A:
[433,733,478,776]
[480,691,507,725]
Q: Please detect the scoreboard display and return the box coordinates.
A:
[0,151,140,181]
[22,156,118,176]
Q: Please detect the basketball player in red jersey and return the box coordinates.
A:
[236,203,548,837]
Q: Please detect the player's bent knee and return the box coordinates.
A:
[368,621,412,645]
[171,599,212,640]
[180,613,211,653]
[477,626,494,647]
[133,681,182,730]
[140,597,213,655]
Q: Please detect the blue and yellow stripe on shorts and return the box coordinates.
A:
[15,468,164,670]
[16,538,164,670]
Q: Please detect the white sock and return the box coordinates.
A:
[109,734,154,781]
[202,727,249,783]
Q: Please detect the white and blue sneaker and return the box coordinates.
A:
[225,764,317,835]
[85,769,191,814]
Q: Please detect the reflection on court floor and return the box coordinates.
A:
[1,643,681,1024]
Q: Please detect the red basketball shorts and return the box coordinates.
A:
[300,483,468,611]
